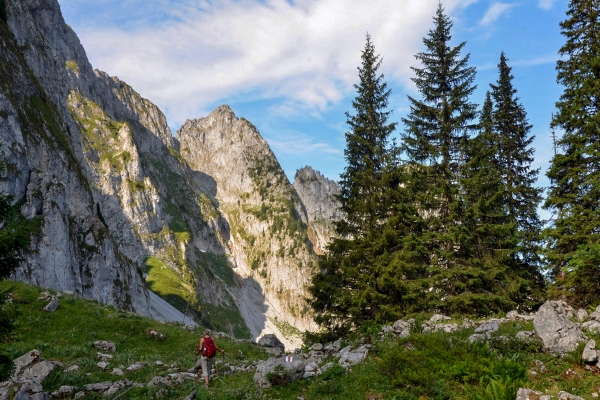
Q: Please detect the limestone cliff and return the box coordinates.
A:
[293,166,341,253]
[176,107,319,342]
[0,0,342,344]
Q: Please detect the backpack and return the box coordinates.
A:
[202,337,217,358]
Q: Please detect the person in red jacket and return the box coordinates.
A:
[196,329,225,389]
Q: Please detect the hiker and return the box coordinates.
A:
[195,329,225,389]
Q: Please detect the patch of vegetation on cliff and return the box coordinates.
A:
[195,250,235,287]
[144,256,196,313]
[65,60,78,74]
[67,91,133,173]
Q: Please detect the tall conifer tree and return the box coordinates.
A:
[544,0,600,306]
[399,5,490,314]
[309,34,402,335]
[490,53,543,269]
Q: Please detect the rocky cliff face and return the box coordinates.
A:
[293,166,341,253]
[176,107,319,344]
[1,0,340,344]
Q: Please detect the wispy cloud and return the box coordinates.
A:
[266,132,342,156]
[479,2,515,26]
[66,0,477,128]
[478,53,557,70]
[538,0,556,10]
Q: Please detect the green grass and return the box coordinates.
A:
[0,281,267,399]
[4,281,600,399]
[65,60,79,74]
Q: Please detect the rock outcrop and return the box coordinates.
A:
[533,300,587,355]
[176,107,319,343]
[292,166,340,253]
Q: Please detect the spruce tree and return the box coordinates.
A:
[489,53,544,289]
[543,0,600,306]
[399,4,496,314]
[309,34,402,335]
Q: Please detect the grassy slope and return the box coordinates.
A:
[3,281,600,399]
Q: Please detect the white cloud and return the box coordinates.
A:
[68,0,476,127]
[479,2,515,26]
[538,0,556,10]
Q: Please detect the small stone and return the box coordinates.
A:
[93,340,116,352]
[64,365,79,373]
[97,361,108,370]
[111,368,124,376]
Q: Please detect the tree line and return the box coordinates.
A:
[309,1,600,337]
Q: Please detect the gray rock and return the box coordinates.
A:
[254,357,306,389]
[533,300,587,355]
[582,339,598,363]
[429,314,451,324]
[338,345,370,368]
[468,333,488,343]
[302,361,321,378]
[96,352,113,361]
[576,308,588,322]
[332,340,341,351]
[582,320,600,333]
[126,362,144,372]
[84,382,113,392]
[515,388,542,400]
[557,392,585,400]
[97,361,108,370]
[93,341,116,353]
[147,376,172,387]
[515,331,539,344]
[22,361,55,382]
[392,320,411,337]
[311,343,324,352]
[475,320,500,334]
[43,297,59,313]
[13,350,41,376]
[111,368,124,376]
[64,365,79,372]
[50,385,76,398]
[436,323,460,333]
[258,334,285,351]
[185,390,197,400]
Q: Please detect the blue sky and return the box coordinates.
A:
[59,0,565,211]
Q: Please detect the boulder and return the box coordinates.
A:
[93,341,116,353]
[258,334,285,350]
[258,334,285,356]
[302,361,321,378]
[582,320,600,333]
[22,361,55,382]
[533,300,587,355]
[515,388,542,400]
[43,297,59,313]
[392,320,411,337]
[311,343,324,352]
[429,314,451,324]
[576,308,588,322]
[557,392,585,400]
[254,356,306,389]
[475,320,500,334]
[13,350,41,376]
[338,345,370,368]
[582,340,598,363]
